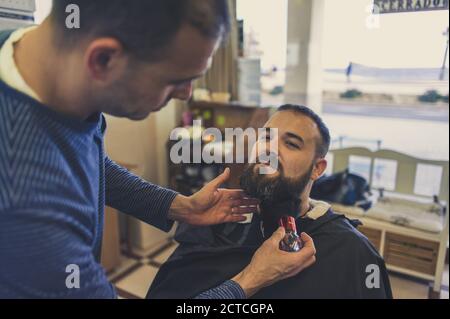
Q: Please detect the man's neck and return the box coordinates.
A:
[14,20,93,120]
[299,189,313,218]
[299,200,312,218]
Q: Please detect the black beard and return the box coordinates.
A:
[240,163,314,238]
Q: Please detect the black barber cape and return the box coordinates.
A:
[147,210,393,299]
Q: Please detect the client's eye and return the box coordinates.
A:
[286,141,300,149]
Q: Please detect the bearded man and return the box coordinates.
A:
[147,104,393,299]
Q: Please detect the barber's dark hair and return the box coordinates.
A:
[50,0,230,61]
[277,104,331,159]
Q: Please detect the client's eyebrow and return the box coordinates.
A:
[285,132,305,146]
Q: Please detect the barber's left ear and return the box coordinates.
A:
[86,38,126,81]
[97,52,111,67]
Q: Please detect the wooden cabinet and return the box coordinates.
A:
[101,206,122,273]
[358,226,382,252]
[384,233,439,276]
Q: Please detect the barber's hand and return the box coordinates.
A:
[232,228,317,298]
[168,168,259,226]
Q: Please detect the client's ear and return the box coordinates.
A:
[311,158,327,181]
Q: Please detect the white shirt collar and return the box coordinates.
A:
[0,26,41,102]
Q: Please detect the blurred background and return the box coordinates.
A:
[1,0,448,299]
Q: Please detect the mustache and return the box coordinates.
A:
[240,162,314,209]
[253,155,283,174]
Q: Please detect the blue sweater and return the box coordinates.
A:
[0,30,245,299]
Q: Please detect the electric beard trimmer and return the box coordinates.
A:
[278,215,303,252]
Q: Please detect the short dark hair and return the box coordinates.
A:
[50,0,230,61]
[277,104,331,158]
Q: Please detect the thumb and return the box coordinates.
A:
[270,227,286,243]
[210,168,230,188]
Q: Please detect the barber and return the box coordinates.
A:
[0,0,316,299]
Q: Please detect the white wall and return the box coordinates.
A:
[35,0,52,24]
[104,101,183,251]
[104,101,182,186]
[284,0,325,113]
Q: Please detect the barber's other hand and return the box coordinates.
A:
[232,229,316,298]
[168,168,259,226]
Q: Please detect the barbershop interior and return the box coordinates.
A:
[0,0,449,300]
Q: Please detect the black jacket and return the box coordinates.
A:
[147,210,393,299]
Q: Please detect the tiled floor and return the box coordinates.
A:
[109,242,449,300]
[115,265,160,299]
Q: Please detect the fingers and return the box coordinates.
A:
[229,197,259,207]
[210,168,230,188]
[303,256,317,269]
[230,197,259,212]
[222,189,252,201]
[300,232,316,255]
[218,189,260,206]
[300,232,313,244]
[270,227,286,244]
[225,214,248,223]
[222,189,245,198]
[220,190,259,216]
[283,234,317,277]
[231,205,258,215]
[233,198,260,206]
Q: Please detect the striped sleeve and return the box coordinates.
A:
[0,208,117,299]
[105,157,178,232]
[194,280,247,299]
